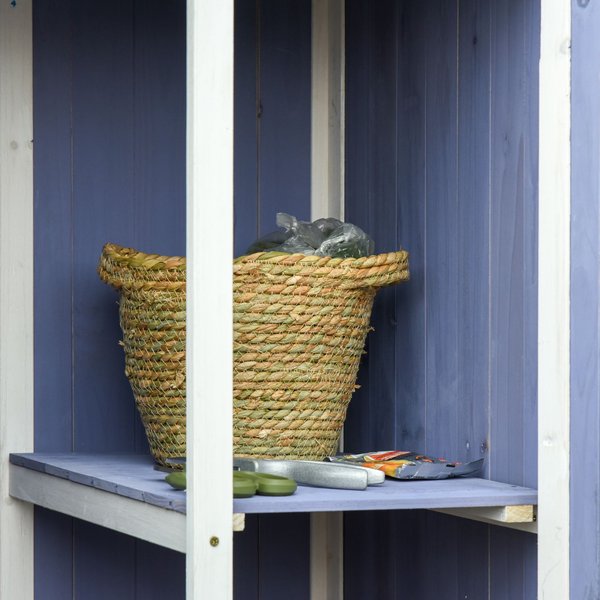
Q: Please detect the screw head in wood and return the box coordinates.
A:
[210,536,220,547]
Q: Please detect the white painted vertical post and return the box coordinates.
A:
[310,2,345,599]
[538,1,571,598]
[311,0,345,222]
[0,1,34,599]
[186,1,234,599]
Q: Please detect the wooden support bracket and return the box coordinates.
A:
[432,505,537,534]
[232,513,245,532]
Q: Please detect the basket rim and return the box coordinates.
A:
[101,242,408,271]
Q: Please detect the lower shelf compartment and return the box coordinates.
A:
[9,453,538,552]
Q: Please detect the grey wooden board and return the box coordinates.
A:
[234,0,259,258]
[258,0,312,231]
[32,2,76,595]
[11,454,187,512]
[570,1,600,598]
[10,453,537,515]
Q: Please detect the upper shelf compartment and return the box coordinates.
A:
[10,452,538,552]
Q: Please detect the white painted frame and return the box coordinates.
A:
[0,1,34,599]
[538,0,571,598]
[0,1,575,598]
[186,1,235,599]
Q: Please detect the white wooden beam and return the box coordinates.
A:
[10,465,187,553]
[538,0,571,598]
[186,0,234,598]
[433,505,537,534]
[311,0,345,222]
[0,1,34,598]
[310,2,345,599]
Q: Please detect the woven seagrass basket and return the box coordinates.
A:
[98,243,409,466]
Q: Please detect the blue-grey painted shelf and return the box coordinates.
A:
[10,453,537,516]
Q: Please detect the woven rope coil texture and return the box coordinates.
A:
[99,242,409,465]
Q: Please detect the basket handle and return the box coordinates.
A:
[315,251,409,290]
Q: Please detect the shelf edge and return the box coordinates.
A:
[10,464,186,553]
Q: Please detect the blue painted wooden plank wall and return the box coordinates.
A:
[33,1,311,598]
[571,2,600,599]
[344,1,539,598]
[34,0,541,597]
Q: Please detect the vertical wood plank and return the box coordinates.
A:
[258,0,312,230]
[69,2,139,597]
[343,3,399,597]
[33,0,74,454]
[311,0,345,221]
[489,0,528,487]
[394,0,427,455]
[258,514,310,600]
[310,2,345,597]
[32,2,76,595]
[187,0,234,597]
[255,3,313,597]
[132,0,186,455]
[234,0,259,257]
[489,0,541,597]
[233,3,260,598]
[344,510,406,600]
[133,0,186,260]
[131,17,187,588]
[522,0,540,493]
[457,0,491,471]
[489,530,538,599]
[34,508,73,600]
[424,0,459,462]
[0,1,34,598]
[135,541,185,600]
[71,0,138,453]
[343,0,372,450]
[453,3,493,596]
[570,1,598,598]
[73,521,136,600]
[366,0,399,452]
[421,5,462,595]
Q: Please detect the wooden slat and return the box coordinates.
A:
[420,4,462,597]
[343,0,372,452]
[232,3,261,597]
[258,0,312,230]
[344,5,400,596]
[187,1,234,598]
[69,4,140,595]
[70,0,138,455]
[256,4,313,599]
[538,0,571,597]
[570,1,600,598]
[33,0,74,455]
[454,3,494,595]
[311,0,345,222]
[135,541,185,600]
[488,0,541,596]
[0,1,34,599]
[234,0,260,258]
